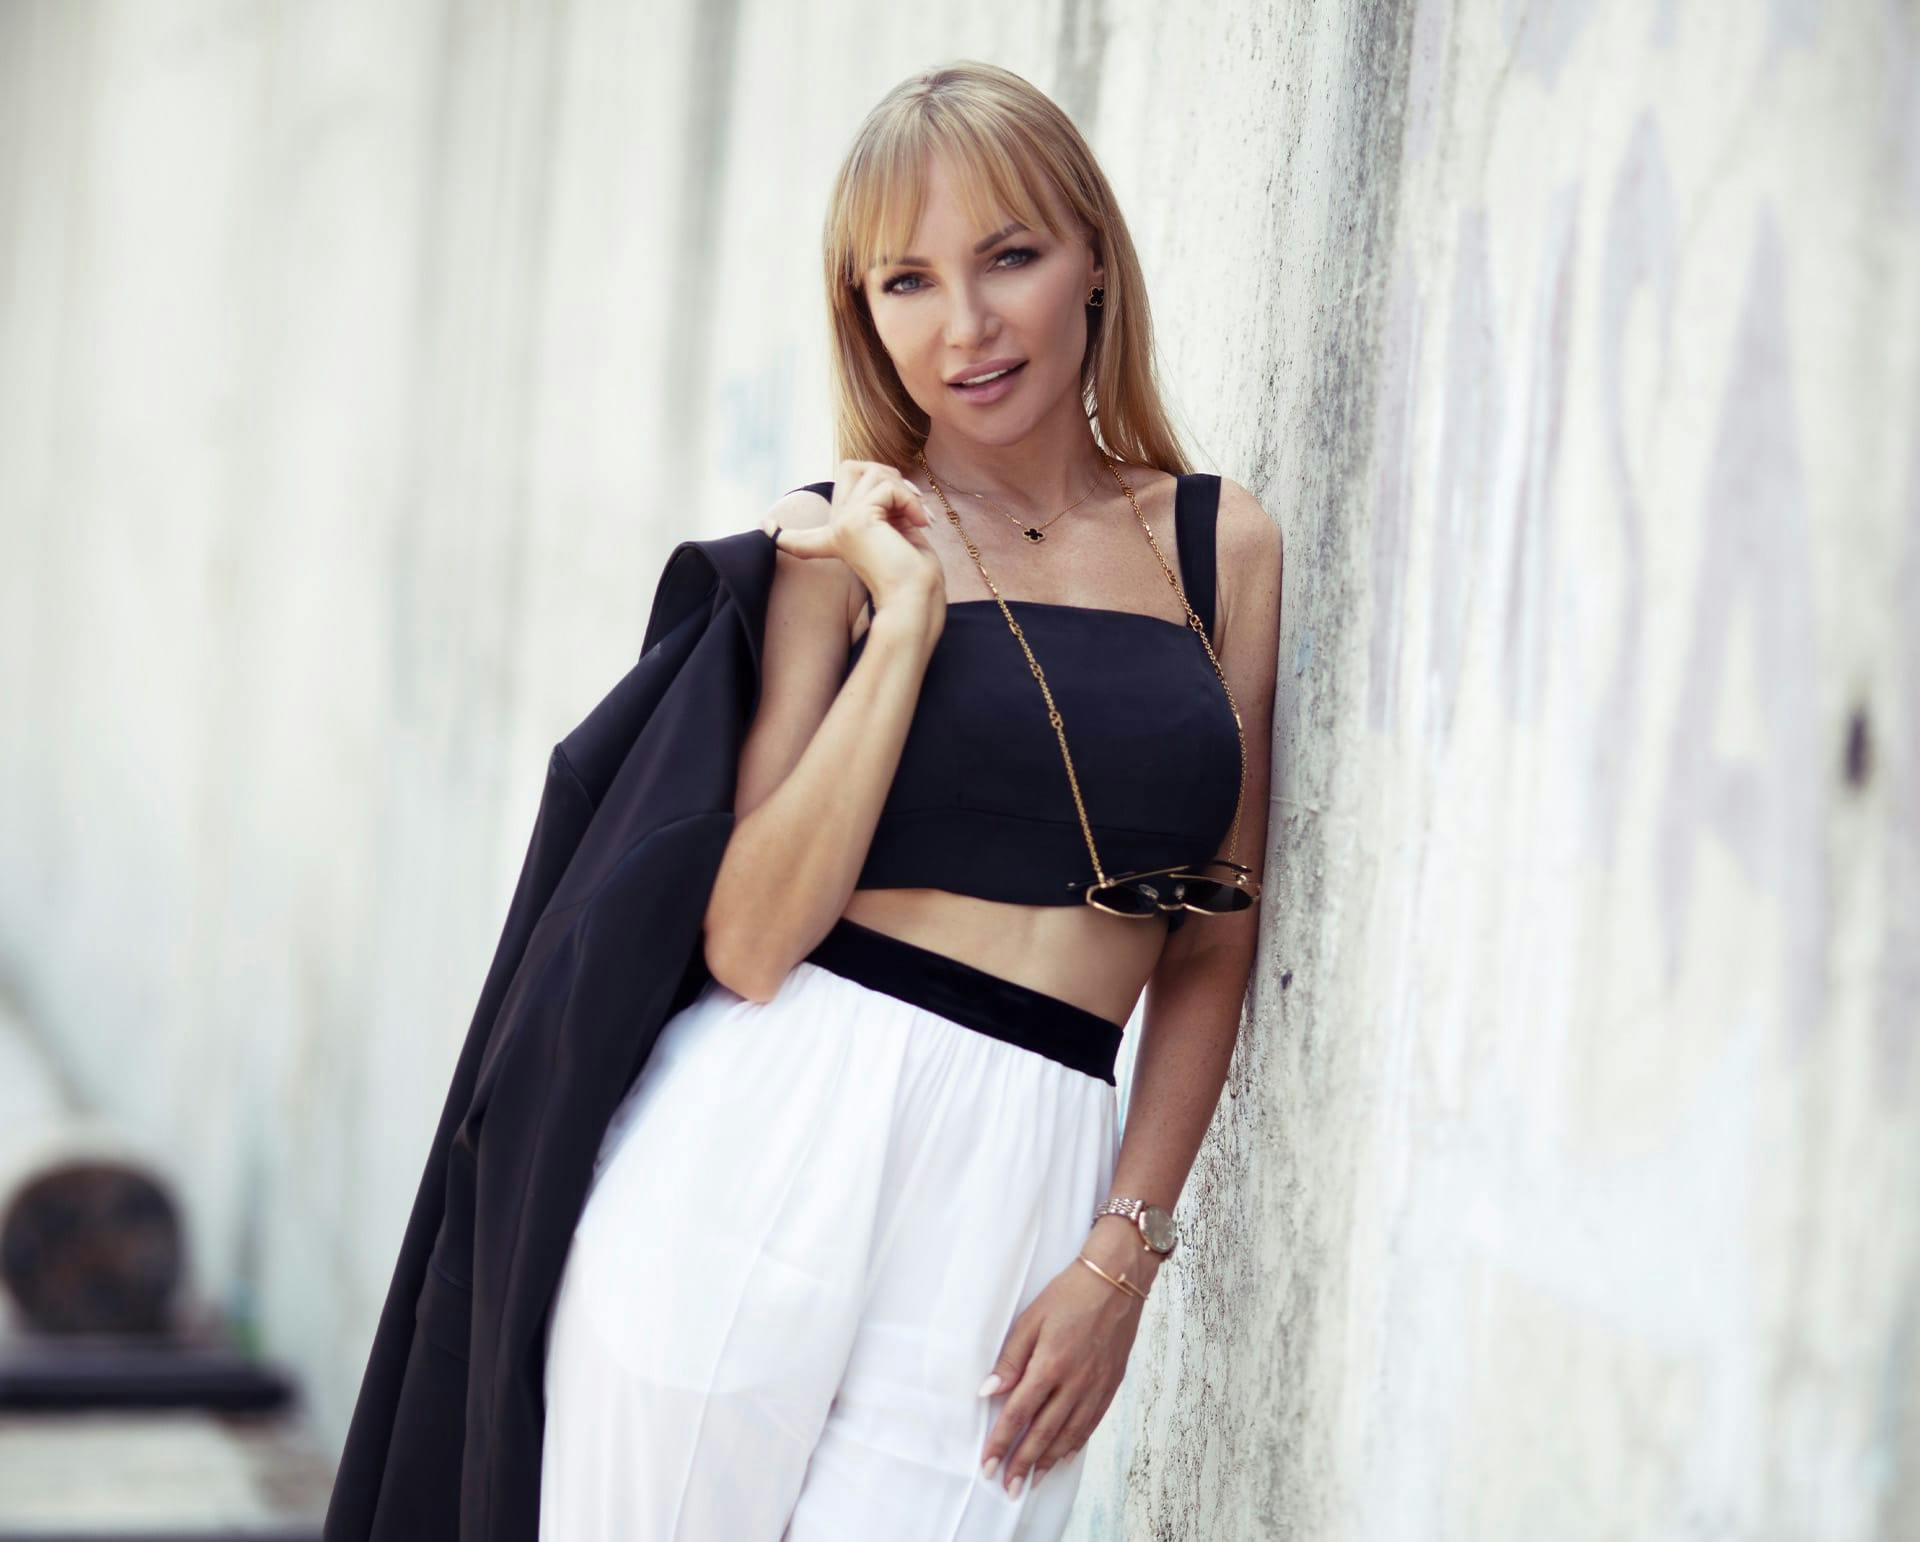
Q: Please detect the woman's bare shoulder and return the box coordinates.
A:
[1215,474,1281,561]
[1213,473,1283,637]
[759,481,835,535]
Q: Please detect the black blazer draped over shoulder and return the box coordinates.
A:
[325,525,778,1542]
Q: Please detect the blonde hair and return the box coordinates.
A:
[821,60,1194,475]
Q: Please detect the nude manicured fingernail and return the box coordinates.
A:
[977,1373,1002,1397]
[981,1455,1000,1479]
[1008,1473,1026,1499]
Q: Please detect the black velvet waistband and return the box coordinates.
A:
[800,917,1123,1085]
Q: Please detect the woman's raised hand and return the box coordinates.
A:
[774,459,946,619]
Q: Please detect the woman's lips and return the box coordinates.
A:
[948,360,1027,404]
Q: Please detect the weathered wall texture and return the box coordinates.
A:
[0,0,1913,1536]
[1076,2,1920,1539]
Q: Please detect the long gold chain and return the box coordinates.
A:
[912,447,1247,889]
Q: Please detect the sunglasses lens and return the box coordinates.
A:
[1198,890,1253,914]
[1167,875,1256,913]
[1088,881,1162,917]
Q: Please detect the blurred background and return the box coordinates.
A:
[1,1,1917,1538]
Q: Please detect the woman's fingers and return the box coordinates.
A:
[1030,1402,1097,1481]
[983,1344,1070,1491]
[770,521,839,560]
[773,462,901,561]
[878,471,932,529]
[832,459,889,521]
[978,1308,1045,1475]
[782,462,936,597]
[999,1384,1075,1495]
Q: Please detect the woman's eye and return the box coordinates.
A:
[881,246,1040,296]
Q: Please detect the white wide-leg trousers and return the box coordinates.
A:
[538,937,1123,1541]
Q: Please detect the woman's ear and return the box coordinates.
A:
[1082,224,1106,289]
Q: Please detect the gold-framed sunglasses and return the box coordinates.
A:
[915,449,1261,923]
[1071,856,1260,920]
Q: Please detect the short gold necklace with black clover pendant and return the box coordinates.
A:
[915,459,1099,544]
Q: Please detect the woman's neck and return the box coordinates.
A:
[914,432,1112,518]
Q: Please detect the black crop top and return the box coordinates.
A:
[781,473,1239,934]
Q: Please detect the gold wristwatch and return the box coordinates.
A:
[1093,1196,1179,1257]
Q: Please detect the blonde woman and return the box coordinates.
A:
[539,60,1283,1540]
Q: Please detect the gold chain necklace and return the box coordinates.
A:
[912,446,1249,889]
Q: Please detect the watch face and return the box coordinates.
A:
[1140,1205,1177,1252]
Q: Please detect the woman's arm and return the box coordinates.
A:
[1087,476,1285,1290]
[975,477,1285,1499]
[703,484,943,1003]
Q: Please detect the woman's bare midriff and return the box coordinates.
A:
[838,886,1167,1027]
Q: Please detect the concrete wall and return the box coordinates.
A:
[1,1,1913,1536]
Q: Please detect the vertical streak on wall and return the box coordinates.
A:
[658,0,741,502]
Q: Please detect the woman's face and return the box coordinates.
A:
[863,155,1103,448]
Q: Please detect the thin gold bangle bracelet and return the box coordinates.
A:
[1077,1253,1148,1300]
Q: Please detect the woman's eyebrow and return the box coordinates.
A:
[874,222,1030,271]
